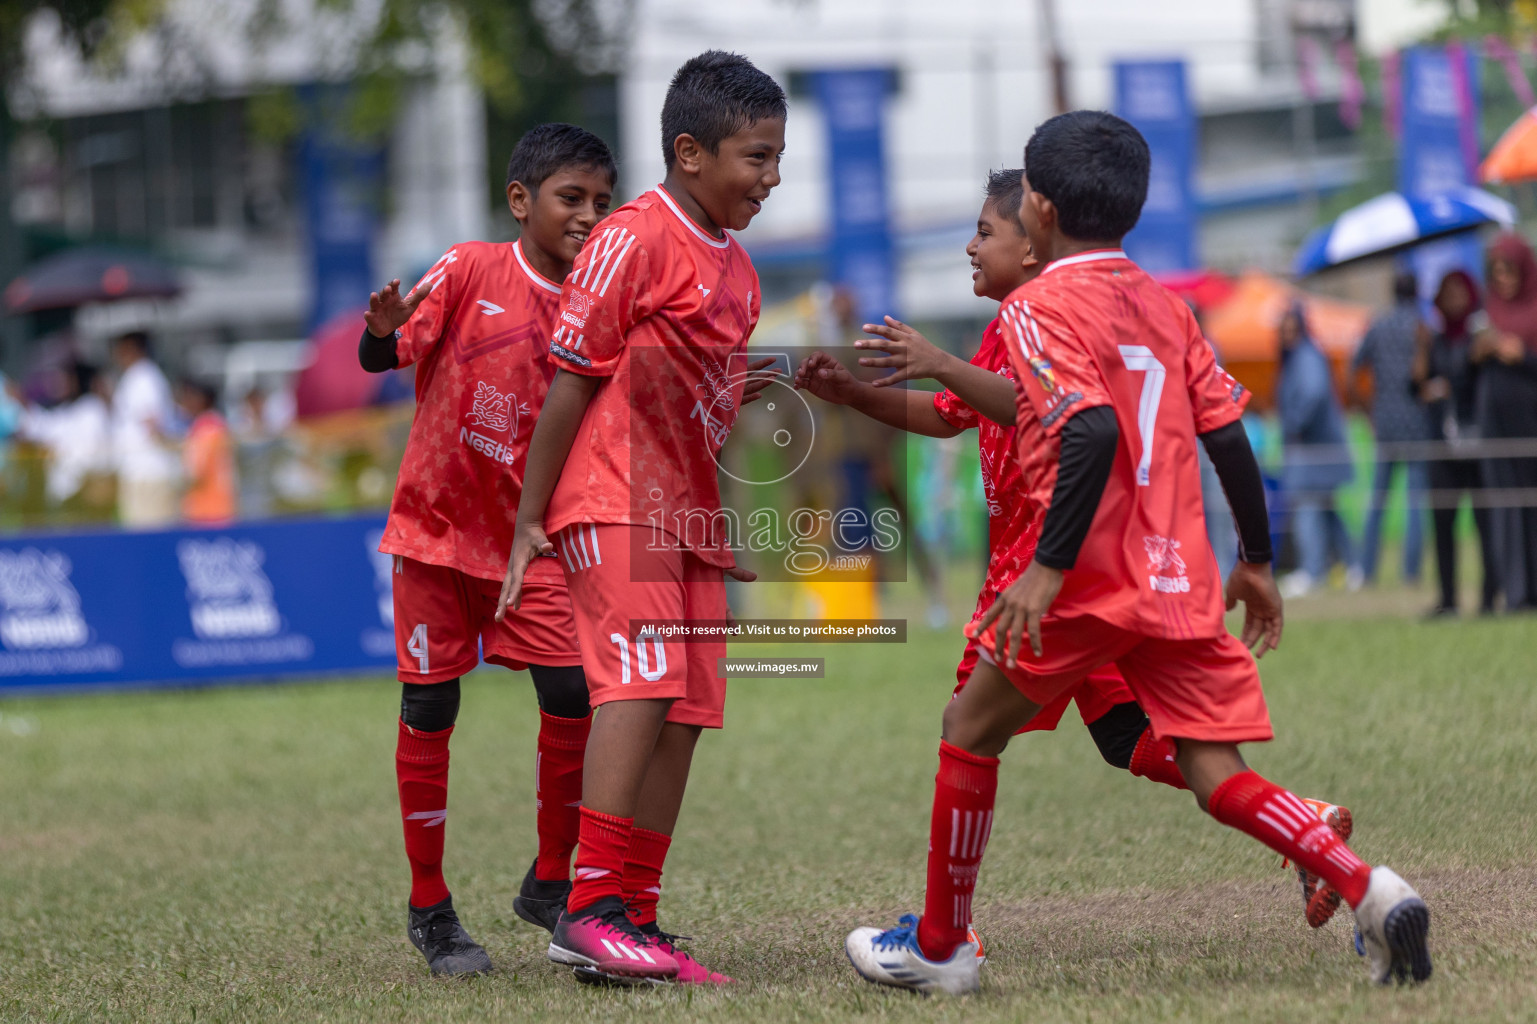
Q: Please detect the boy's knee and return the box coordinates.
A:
[529,663,590,719]
[940,699,1010,758]
[400,678,461,732]
[1084,702,1148,769]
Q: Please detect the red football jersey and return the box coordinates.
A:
[932,318,1040,597]
[997,249,1248,640]
[379,239,566,582]
[545,187,762,567]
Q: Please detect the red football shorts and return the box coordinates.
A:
[554,523,728,729]
[970,613,1273,744]
[955,589,1133,733]
[392,554,580,684]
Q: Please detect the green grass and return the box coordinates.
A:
[2,614,1536,1022]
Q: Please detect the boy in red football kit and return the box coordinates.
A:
[845,112,1430,994]
[799,170,1355,936]
[359,124,615,975]
[495,51,785,985]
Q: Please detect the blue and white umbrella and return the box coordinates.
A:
[1293,187,1517,276]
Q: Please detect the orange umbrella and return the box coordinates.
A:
[1201,272,1373,409]
[1481,105,1537,184]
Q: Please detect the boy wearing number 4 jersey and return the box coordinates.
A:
[360,124,615,976]
[844,112,1430,995]
[497,51,785,986]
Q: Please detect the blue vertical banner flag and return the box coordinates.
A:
[815,68,897,324]
[301,86,386,332]
[1398,45,1484,294]
[1114,60,1199,272]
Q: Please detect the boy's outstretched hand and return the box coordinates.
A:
[739,355,781,405]
[1225,561,1284,657]
[793,351,863,405]
[495,521,555,622]
[857,316,947,387]
[968,559,1065,666]
[364,278,431,338]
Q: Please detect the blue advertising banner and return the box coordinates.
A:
[301,87,385,333]
[1398,45,1484,295]
[0,516,396,693]
[814,68,897,325]
[1114,60,1199,273]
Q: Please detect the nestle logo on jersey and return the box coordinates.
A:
[563,292,591,329]
[560,309,587,330]
[1144,535,1190,594]
[460,427,515,465]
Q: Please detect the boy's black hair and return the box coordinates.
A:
[178,377,219,409]
[984,168,1027,234]
[505,122,616,193]
[660,50,787,170]
[114,330,151,355]
[71,360,97,397]
[1393,269,1419,302]
[1023,111,1150,241]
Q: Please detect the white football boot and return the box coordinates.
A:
[1352,867,1432,984]
[845,914,980,995]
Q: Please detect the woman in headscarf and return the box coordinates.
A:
[1276,302,1357,597]
[1475,233,1537,610]
[1413,269,1499,615]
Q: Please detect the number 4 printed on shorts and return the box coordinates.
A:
[1118,345,1165,487]
[408,623,430,674]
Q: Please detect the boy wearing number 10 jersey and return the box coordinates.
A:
[360,124,616,976]
[845,112,1431,995]
[497,51,786,985]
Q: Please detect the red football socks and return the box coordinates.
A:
[1128,727,1189,790]
[568,806,633,912]
[535,711,591,882]
[1207,770,1372,908]
[396,720,453,908]
[621,826,672,927]
[916,740,1000,962]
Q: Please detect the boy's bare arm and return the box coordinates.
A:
[793,352,960,437]
[496,369,601,619]
[857,317,1015,426]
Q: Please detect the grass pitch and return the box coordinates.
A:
[1,613,1535,1023]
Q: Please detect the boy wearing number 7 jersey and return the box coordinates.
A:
[845,111,1430,995]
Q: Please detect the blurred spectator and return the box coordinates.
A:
[1414,270,1499,617]
[1276,303,1358,598]
[177,379,237,527]
[1193,304,1239,580]
[110,331,180,528]
[15,361,112,508]
[1475,234,1537,610]
[1351,270,1427,586]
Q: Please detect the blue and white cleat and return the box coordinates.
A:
[1353,867,1432,985]
[844,914,980,995]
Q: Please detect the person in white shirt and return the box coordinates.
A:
[110,331,180,528]
[17,361,113,507]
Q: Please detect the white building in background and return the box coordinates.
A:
[620,0,1443,321]
[11,2,488,362]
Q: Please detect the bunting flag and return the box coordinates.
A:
[1335,39,1365,130]
[1447,41,1482,182]
[1487,35,1537,107]
[1297,36,1323,102]
[1383,50,1402,141]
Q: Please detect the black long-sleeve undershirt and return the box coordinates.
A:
[1033,409,1273,571]
[1198,418,1273,564]
[359,327,400,373]
[1035,406,1119,570]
